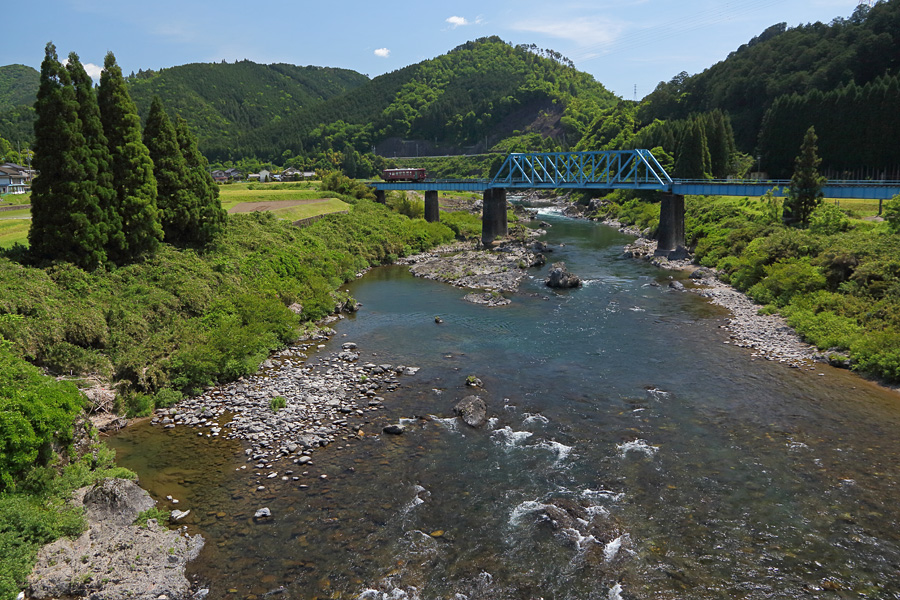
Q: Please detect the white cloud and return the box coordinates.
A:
[446,16,469,28]
[510,15,625,47]
[83,63,103,80]
[374,48,391,58]
[60,58,103,81]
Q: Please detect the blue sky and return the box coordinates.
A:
[5,0,861,99]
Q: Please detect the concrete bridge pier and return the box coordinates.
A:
[424,190,440,222]
[655,193,686,258]
[481,187,508,246]
[375,190,386,205]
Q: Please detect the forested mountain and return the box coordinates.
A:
[638,0,900,174]
[214,37,618,163]
[125,61,369,155]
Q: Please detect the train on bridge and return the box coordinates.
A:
[382,168,427,182]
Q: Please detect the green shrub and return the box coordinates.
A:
[851,330,900,381]
[747,258,827,307]
[133,507,168,528]
[0,347,83,491]
[884,194,900,232]
[123,392,154,418]
[153,388,183,409]
[809,203,851,235]
[269,396,286,412]
[442,211,482,240]
[386,192,425,219]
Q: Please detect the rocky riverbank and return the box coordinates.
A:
[27,478,205,600]
[152,332,420,476]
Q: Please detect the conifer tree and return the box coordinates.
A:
[673,118,711,180]
[174,115,226,245]
[144,96,196,244]
[67,52,118,258]
[784,126,826,227]
[99,51,162,263]
[30,43,107,269]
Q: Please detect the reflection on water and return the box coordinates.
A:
[110,215,900,599]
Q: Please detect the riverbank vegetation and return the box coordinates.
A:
[0,326,136,597]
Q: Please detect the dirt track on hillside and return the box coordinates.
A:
[227,199,331,213]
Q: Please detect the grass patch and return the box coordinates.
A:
[270,199,349,222]
[0,220,29,249]
[218,184,332,211]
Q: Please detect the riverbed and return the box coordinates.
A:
[109,210,900,600]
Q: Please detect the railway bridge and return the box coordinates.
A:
[370,150,900,256]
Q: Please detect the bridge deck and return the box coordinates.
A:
[369,151,900,200]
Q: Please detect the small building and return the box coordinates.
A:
[224,168,243,181]
[0,164,28,194]
[258,169,271,183]
[282,167,316,181]
[211,170,228,183]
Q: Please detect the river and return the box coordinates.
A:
[109,209,900,599]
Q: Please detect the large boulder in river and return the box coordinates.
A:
[454,395,487,427]
[545,262,582,288]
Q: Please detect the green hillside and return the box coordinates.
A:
[637,0,900,161]
[215,37,618,163]
[0,65,39,147]
[0,65,38,113]
[126,60,370,154]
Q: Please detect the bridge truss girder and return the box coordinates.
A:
[489,150,673,190]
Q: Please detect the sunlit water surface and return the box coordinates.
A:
[110,212,900,600]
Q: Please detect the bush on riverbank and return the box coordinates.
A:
[0,198,455,401]
[596,192,900,382]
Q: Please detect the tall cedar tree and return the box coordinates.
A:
[174,115,226,245]
[143,96,197,244]
[30,43,108,269]
[784,126,826,227]
[673,118,712,180]
[98,51,162,263]
[67,52,118,256]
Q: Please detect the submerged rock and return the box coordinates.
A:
[464,292,512,307]
[454,395,487,427]
[545,262,582,288]
[383,424,405,435]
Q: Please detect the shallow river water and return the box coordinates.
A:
[110,211,900,599]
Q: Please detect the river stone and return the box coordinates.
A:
[383,424,405,435]
[83,478,155,526]
[254,507,272,519]
[454,395,488,427]
[545,262,582,288]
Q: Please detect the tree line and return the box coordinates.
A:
[28,43,225,271]
[759,74,900,178]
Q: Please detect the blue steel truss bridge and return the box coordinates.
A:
[370,150,900,253]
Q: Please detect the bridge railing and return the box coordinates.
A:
[490,150,673,190]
